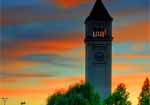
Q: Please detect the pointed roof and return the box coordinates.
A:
[85,0,113,23]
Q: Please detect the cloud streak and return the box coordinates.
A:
[0,71,54,84]
[0,72,51,78]
[0,76,84,96]
[50,0,92,8]
[2,32,83,57]
[113,53,150,59]
[113,21,149,42]
[0,5,88,25]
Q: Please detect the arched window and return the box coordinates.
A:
[92,24,107,38]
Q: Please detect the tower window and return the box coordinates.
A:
[93,26,107,38]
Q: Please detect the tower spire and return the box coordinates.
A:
[85,0,113,23]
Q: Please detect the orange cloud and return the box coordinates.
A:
[113,53,150,59]
[0,78,17,84]
[41,76,84,85]
[112,62,149,71]
[50,0,114,8]
[0,59,41,74]
[51,0,92,8]
[3,32,83,57]
[0,88,52,96]
[0,76,84,96]
[113,21,150,42]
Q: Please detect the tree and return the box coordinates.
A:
[47,83,103,105]
[47,93,67,105]
[138,78,150,105]
[105,83,131,105]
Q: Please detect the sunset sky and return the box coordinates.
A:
[0,0,150,105]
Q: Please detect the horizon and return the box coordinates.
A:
[0,0,150,105]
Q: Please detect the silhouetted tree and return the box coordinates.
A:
[105,83,131,105]
[138,78,150,105]
[47,83,103,105]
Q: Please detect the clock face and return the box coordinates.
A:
[94,52,105,63]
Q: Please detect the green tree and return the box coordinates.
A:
[47,83,103,105]
[138,78,150,105]
[105,83,131,105]
[47,93,67,105]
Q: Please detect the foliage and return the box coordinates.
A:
[47,83,103,105]
[47,93,67,105]
[47,78,150,105]
[138,78,150,105]
[105,83,131,105]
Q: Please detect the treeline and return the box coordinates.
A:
[47,78,150,105]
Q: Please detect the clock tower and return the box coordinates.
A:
[85,0,113,99]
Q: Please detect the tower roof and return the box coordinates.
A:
[85,0,113,23]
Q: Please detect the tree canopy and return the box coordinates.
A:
[138,78,150,105]
[47,78,150,105]
[105,83,131,105]
[47,83,103,105]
